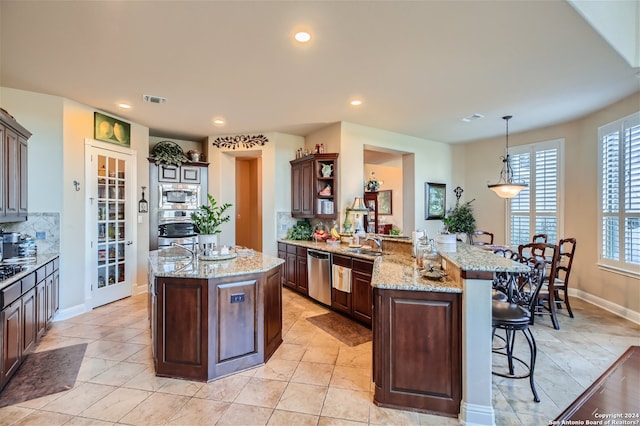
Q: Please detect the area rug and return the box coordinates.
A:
[307,312,372,346]
[0,343,87,408]
[555,345,639,422]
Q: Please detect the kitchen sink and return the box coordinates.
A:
[344,248,387,256]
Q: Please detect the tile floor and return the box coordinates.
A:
[0,288,639,426]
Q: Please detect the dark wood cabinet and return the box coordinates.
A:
[277,243,287,287]
[282,243,308,295]
[264,267,282,361]
[290,153,338,219]
[36,279,47,340]
[373,288,461,417]
[364,192,379,234]
[0,109,31,223]
[1,299,22,388]
[331,254,373,326]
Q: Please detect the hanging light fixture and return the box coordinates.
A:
[487,115,527,198]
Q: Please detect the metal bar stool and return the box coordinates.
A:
[492,261,546,402]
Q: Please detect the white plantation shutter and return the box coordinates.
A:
[508,141,562,246]
[598,112,640,272]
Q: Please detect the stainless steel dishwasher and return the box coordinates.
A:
[307,249,332,305]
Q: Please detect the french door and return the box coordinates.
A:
[85,140,136,308]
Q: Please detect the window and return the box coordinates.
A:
[507,140,563,246]
[598,112,640,273]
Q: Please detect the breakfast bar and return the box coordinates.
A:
[147,249,284,382]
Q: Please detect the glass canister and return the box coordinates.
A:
[416,237,428,268]
[422,239,441,270]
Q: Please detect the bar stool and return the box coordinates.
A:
[492,261,546,403]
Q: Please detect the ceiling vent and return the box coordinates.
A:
[461,113,484,123]
[143,94,167,104]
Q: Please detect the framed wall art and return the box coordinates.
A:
[94,112,131,147]
[425,182,446,219]
[378,190,392,215]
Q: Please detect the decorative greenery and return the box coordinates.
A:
[389,229,401,236]
[286,220,313,240]
[442,199,476,235]
[190,194,232,235]
[364,171,381,192]
[150,141,189,166]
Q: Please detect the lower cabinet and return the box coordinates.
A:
[281,243,308,296]
[373,288,461,416]
[264,267,283,360]
[331,254,374,327]
[0,257,60,391]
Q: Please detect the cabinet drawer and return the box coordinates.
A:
[21,272,36,293]
[36,265,47,283]
[277,242,287,252]
[332,254,352,268]
[45,261,54,277]
[286,244,298,254]
[1,281,22,309]
[296,247,307,257]
[53,257,59,270]
[353,259,374,274]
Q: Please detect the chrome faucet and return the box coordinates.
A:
[171,242,197,258]
[365,234,383,252]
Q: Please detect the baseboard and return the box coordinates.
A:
[53,303,91,322]
[134,282,148,295]
[458,401,495,426]
[570,289,640,325]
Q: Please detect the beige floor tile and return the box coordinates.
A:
[76,357,120,382]
[123,345,153,364]
[121,366,172,391]
[267,409,319,425]
[417,411,460,425]
[330,365,372,391]
[369,404,420,425]
[254,358,299,381]
[118,392,189,426]
[193,374,251,402]
[0,405,34,426]
[101,327,146,343]
[318,416,367,425]
[11,410,72,426]
[271,343,307,362]
[301,345,339,364]
[79,387,151,422]
[84,340,146,361]
[86,361,147,386]
[12,390,66,410]
[291,361,334,386]
[40,382,116,415]
[158,378,205,396]
[234,377,288,408]
[336,345,372,369]
[321,387,371,423]
[166,397,230,426]
[63,416,114,426]
[215,403,273,426]
[275,382,328,416]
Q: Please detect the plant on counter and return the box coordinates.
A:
[442,199,476,238]
[191,194,232,234]
[150,140,190,166]
[286,220,313,240]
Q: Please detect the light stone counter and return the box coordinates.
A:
[149,248,283,279]
[0,252,60,291]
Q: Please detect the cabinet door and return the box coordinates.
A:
[22,288,36,354]
[18,138,28,216]
[264,267,282,360]
[351,270,372,326]
[285,252,297,290]
[52,269,60,315]
[295,254,308,295]
[277,250,287,287]
[300,161,314,217]
[45,275,54,326]
[36,280,47,340]
[158,164,180,182]
[180,166,200,183]
[0,125,5,217]
[1,300,22,386]
[4,127,19,217]
[331,254,352,314]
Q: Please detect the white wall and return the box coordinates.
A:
[460,91,640,319]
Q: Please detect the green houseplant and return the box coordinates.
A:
[442,199,476,242]
[150,140,189,166]
[191,194,232,235]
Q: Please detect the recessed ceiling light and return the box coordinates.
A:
[294,31,311,43]
[213,117,225,126]
[461,113,484,123]
[350,99,363,106]
[118,103,131,109]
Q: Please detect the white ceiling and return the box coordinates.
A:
[1,0,638,144]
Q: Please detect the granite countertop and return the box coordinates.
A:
[280,239,529,294]
[0,253,60,291]
[149,248,284,280]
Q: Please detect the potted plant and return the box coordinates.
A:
[442,199,476,242]
[150,140,189,166]
[191,194,232,251]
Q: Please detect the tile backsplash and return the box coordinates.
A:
[1,212,60,255]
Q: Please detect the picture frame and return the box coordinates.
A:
[425,182,446,219]
[378,190,392,215]
[94,112,131,147]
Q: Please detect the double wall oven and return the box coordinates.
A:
[149,164,207,251]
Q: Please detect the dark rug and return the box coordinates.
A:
[307,312,372,346]
[0,343,87,408]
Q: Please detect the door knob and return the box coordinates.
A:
[126,241,133,246]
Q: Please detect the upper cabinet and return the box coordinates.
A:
[1,109,31,223]
[290,153,339,219]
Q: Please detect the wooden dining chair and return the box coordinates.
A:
[471,230,494,246]
[518,242,560,330]
[532,233,548,243]
[548,238,576,318]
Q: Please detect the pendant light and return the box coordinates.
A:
[487,115,527,198]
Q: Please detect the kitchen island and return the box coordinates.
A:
[371,243,529,425]
[147,249,284,382]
